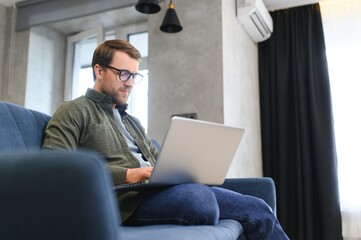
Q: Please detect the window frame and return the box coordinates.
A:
[64,25,104,100]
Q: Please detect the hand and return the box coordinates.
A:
[125,166,153,183]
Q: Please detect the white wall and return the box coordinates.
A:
[25,26,66,115]
[0,5,66,114]
[222,0,263,177]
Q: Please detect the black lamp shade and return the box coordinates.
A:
[135,0,161,14]
[160,8,183,33]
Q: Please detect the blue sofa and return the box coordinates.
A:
[0,101,277,240]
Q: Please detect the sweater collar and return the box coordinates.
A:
[85,88,128,115]
[115,104,128,116]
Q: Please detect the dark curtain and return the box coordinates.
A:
[258,4,342,240]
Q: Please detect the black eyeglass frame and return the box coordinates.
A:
[104,65,144,84]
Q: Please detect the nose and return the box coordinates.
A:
[124,78,134,87]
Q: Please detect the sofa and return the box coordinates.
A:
[0,101,277,240]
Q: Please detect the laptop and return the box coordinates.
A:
[114,116,245,191]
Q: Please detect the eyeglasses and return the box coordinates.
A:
[105,65,144,84]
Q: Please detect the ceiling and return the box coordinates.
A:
[0,0,24,7]
[0,0,320,10]
[0,0,320,34]
[44,5,147,35]
[264,0,319,10]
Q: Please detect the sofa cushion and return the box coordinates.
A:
[0,101,50,150]
[121,219,243,240]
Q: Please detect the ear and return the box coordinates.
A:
[93,64,103,80]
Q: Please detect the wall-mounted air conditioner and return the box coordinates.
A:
[236,0,273,42]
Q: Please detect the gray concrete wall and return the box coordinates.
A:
[0,5,29,106]
[148,0,224,143]
[25,26,66,115]
[147,0,262,177]
[0,5,6,87]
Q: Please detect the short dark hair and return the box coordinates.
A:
[91,39,141,80]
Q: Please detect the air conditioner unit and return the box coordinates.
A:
[236,0,273,42]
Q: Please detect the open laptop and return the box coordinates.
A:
[114,116,245,191]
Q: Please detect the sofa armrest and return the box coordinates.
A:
[0,150,121,240]
[219,178,277,215]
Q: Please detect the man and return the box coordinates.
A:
[43,39,289,240]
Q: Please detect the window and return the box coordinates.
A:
[320,0,361,238]
[128,32,148,58]
[72,38,98,98]
[65,25,105,100]
[327,45,361,210]
[127,31,149,131]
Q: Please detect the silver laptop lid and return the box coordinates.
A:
[150,117,245,185]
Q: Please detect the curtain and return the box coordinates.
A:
[258,4,342,240]
[320,1,361,239]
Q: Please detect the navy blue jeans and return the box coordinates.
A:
[126,184,289,240]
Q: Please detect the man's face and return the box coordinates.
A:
[95,51,140,106]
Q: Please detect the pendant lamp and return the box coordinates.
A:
[135,0,161,14]
[160,0,182,33]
